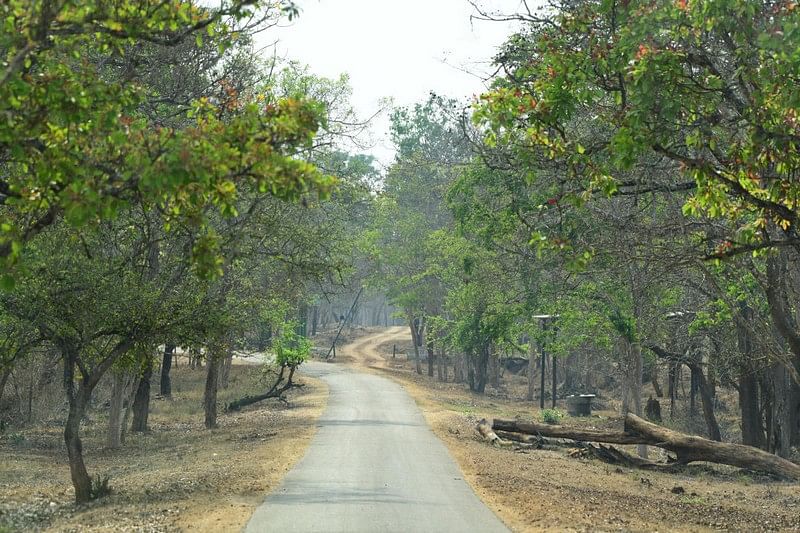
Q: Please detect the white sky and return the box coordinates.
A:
[265,0,522,167]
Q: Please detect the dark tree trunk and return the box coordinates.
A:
[65,390,92,503]
[0,367,10,406]
[736,306,766,448]
[131,356,153,433]
[472,344,490,394]
[739,370,765,448]
[427,339,434,377]
[767,364,793,458]
[204,352,220,429]
[160,343,176,398]
[437,346,445,382]
[651,364,663,398]
[311,306,319,336]
[668,362,678,418]
[695,364,722,441]
[689,364,699,416]
[489,345,500,389]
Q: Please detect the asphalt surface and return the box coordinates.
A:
[245,332,509,533]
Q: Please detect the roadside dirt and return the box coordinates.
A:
[336,327,800,533]
[0,364,327,532]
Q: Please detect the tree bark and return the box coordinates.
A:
[204,349,220,429]
[489,345,500,389]
[472,344,490,393]
[159,343,175,398]
[739,370,765,448]
[219,347,233,389]
[696,362,722,441]
[436,345,445,382]
[107,372,125,449]
[65,389,92,503]
[426,338,435,377]
[408,311,422,375]
[131,356,153,433]
[0,367,10,406]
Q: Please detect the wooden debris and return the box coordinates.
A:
[487,414,800,481]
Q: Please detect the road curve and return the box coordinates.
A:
[245,328,509,533]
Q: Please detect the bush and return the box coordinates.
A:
[540,408,565,425]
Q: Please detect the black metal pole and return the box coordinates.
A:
[540,346,546,409]
[552,353,557,409]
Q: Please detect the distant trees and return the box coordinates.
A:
[366,0,800,462]
[0,1,375,503]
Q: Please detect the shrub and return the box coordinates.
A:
[540,408,565,425]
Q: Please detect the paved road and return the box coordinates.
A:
[245,330,509,533]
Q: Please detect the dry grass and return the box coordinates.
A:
[0,364,327,532]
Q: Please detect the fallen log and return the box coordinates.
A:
[491,414,800,480]
[625,414,800,480]
[493,418,647,445]
[476,418,510,446]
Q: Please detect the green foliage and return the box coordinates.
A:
[476,0,800,259]
[272,321,312,367]
[540,409,565,425]
[0,0,332,278]
[89,475,112,500]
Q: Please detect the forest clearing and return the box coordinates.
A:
[2,0,800,531]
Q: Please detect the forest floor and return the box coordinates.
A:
[338,326,800,533]
[0,363,327,532]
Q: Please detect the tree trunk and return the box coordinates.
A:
[219,347,233,389]
[107,372,126,449]
[473,344,490,393]
[65,390,92,503]
[454,353,465,383]
[120,372,140,446]
[204,350,220,429]
[427,338,435,377]
[408,312,422,375]
[62,345,93,503]
[695,363,722,441]
[651,363,663,398]
[160,343,175,398]
[0,367,10,407]
[739,370,765,448]
[436,345,445,382]
[131,356,153,433]
[489,345,500,389]
[768,364,793,458]
[311,306,319,336]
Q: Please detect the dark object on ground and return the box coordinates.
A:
[566,394,595,416]
[645,396,662,422]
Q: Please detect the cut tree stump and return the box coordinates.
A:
[491,414,800,481]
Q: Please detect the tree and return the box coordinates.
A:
[0,0,330,279]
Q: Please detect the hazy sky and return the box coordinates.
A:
[266,0,521,166]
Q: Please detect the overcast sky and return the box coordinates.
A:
[265,0,521,167]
